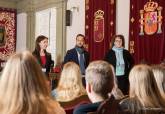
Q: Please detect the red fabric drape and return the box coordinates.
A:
[0,8,16,62]
[129,0,165,64]
[85,0,116,61]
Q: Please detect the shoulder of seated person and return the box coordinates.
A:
[119,98,133,111]
[119,97,142,109]
[119,97,138,107]
[119,97,138,104]
[119,97,130,104]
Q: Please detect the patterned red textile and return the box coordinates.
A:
[129,0,165,64]
[85,0,116,60]
[0,8,16,61]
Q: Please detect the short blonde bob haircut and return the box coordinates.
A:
[56,62,86,102]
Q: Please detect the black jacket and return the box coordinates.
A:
[32,50,53,75]
[63,48,90,69]
[104,49,134,77]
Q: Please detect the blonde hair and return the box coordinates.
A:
[86,60,114,99]
[152,65,165,100]
[0,51,65,114]
[56,62,86,102]
[129,64,165,108]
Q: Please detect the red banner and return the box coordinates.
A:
[85,0,116,60]
[0,8,16,61]
[129,0,165,64]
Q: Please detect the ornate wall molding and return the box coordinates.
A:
[17,0,66,13]
[0,1,16,9]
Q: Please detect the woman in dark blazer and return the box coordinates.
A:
[32,35,54,76]
[105,34,134,95]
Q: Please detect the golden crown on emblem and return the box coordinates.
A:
[94,10,104,18]
[144,0,158,12]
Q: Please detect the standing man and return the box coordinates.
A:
[64,34,90,75]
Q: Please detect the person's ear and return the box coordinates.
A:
[86,83,92,93]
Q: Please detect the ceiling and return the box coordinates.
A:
[4,0,23,2]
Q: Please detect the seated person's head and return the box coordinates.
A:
[0,51,64,114]
[56,61,86,102]
[151,65,165,99]
[60,61,82,86]
[129,64,165,107]
[0,51,49,95]
[85,60,114,102]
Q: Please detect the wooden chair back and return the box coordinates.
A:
[60,94,91,114]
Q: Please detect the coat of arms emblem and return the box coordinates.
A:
[139,0,163,35]
[94,10,104,42]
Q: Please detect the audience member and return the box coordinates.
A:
[120,64,165,114]
[0,51,65,114]
[105,34,134,95]
[73,60,114,114]
[52,62,86,102]
[152,65,165,100]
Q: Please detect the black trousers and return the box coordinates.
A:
[116,76,129,95]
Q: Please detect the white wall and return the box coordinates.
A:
[66,0,130,50]
[116,0,130,49]
[16,13,27,52]
[66,0,85,50]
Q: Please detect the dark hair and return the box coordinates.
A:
[110,34,125,48]
[76,34,85,40]
[35,35,48,52]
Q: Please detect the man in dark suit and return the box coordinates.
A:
[64,34,90,75]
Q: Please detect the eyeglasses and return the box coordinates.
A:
[115,40,122,42]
